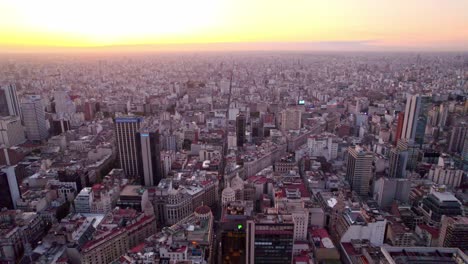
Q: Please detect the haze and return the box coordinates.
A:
[1,0,468,52]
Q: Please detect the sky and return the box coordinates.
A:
[0,0,467,52]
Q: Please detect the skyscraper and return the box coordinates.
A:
[388,145,408,179]
[0,84,21,117]
[115,116,143,178]
[0,166,21,209]
[236,113,246,148]
[136,127,162,186]
[21,95,48,141]
[246,217,294,264]
[448,123,467,154]
[345,145,374,196]
[401,94,432,146]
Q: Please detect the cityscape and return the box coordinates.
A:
[0,1,468,264]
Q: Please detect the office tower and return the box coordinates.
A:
[236,113,246,148]
[388,140,409,178]
[21,95,48,141]
[395,112,405,145]
[401,94,431,146]
[373,177,410,208]
[419,187,463,227]
[246,217,294,264]
[136,127,162,186]
[438,103,448,127]
[439,216,468,251]
[250,116,264,140]
[0,84,21,117]
[280,108,301,131]
[0,166,21,209]
[448,123,467,153]
[345,145,374,196]
[115,116,143,178]
[0,116,25,147]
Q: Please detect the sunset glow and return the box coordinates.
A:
[1,0,467,51]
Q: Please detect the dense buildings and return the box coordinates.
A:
[0,53,466,264]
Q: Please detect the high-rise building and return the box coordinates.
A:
[236,113,246,148]
[439,216,468,251]
[250,116,264,141]
[115,116,143,178]
[373,177,410,208]
[280,108,301,131]
[21,95,48,141]
[0,84,21,117]
[448,123,467,154]
[388,147,407,179]
[246,216,294,264]
[345,145,374,196]
[0,166,21,209]
[419,187,463,227]
[401,94,431,146]
[0,116,25,147]
[136,127,162,186]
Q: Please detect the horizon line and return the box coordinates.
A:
[1,41,468,54]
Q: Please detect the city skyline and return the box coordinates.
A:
[1,0,468,53]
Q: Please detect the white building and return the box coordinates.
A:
[74,188,93,213]
[21,95,48,141]
[427,162,464,189]
[0,116,25,147]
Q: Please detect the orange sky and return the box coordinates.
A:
[1,0,467,52]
